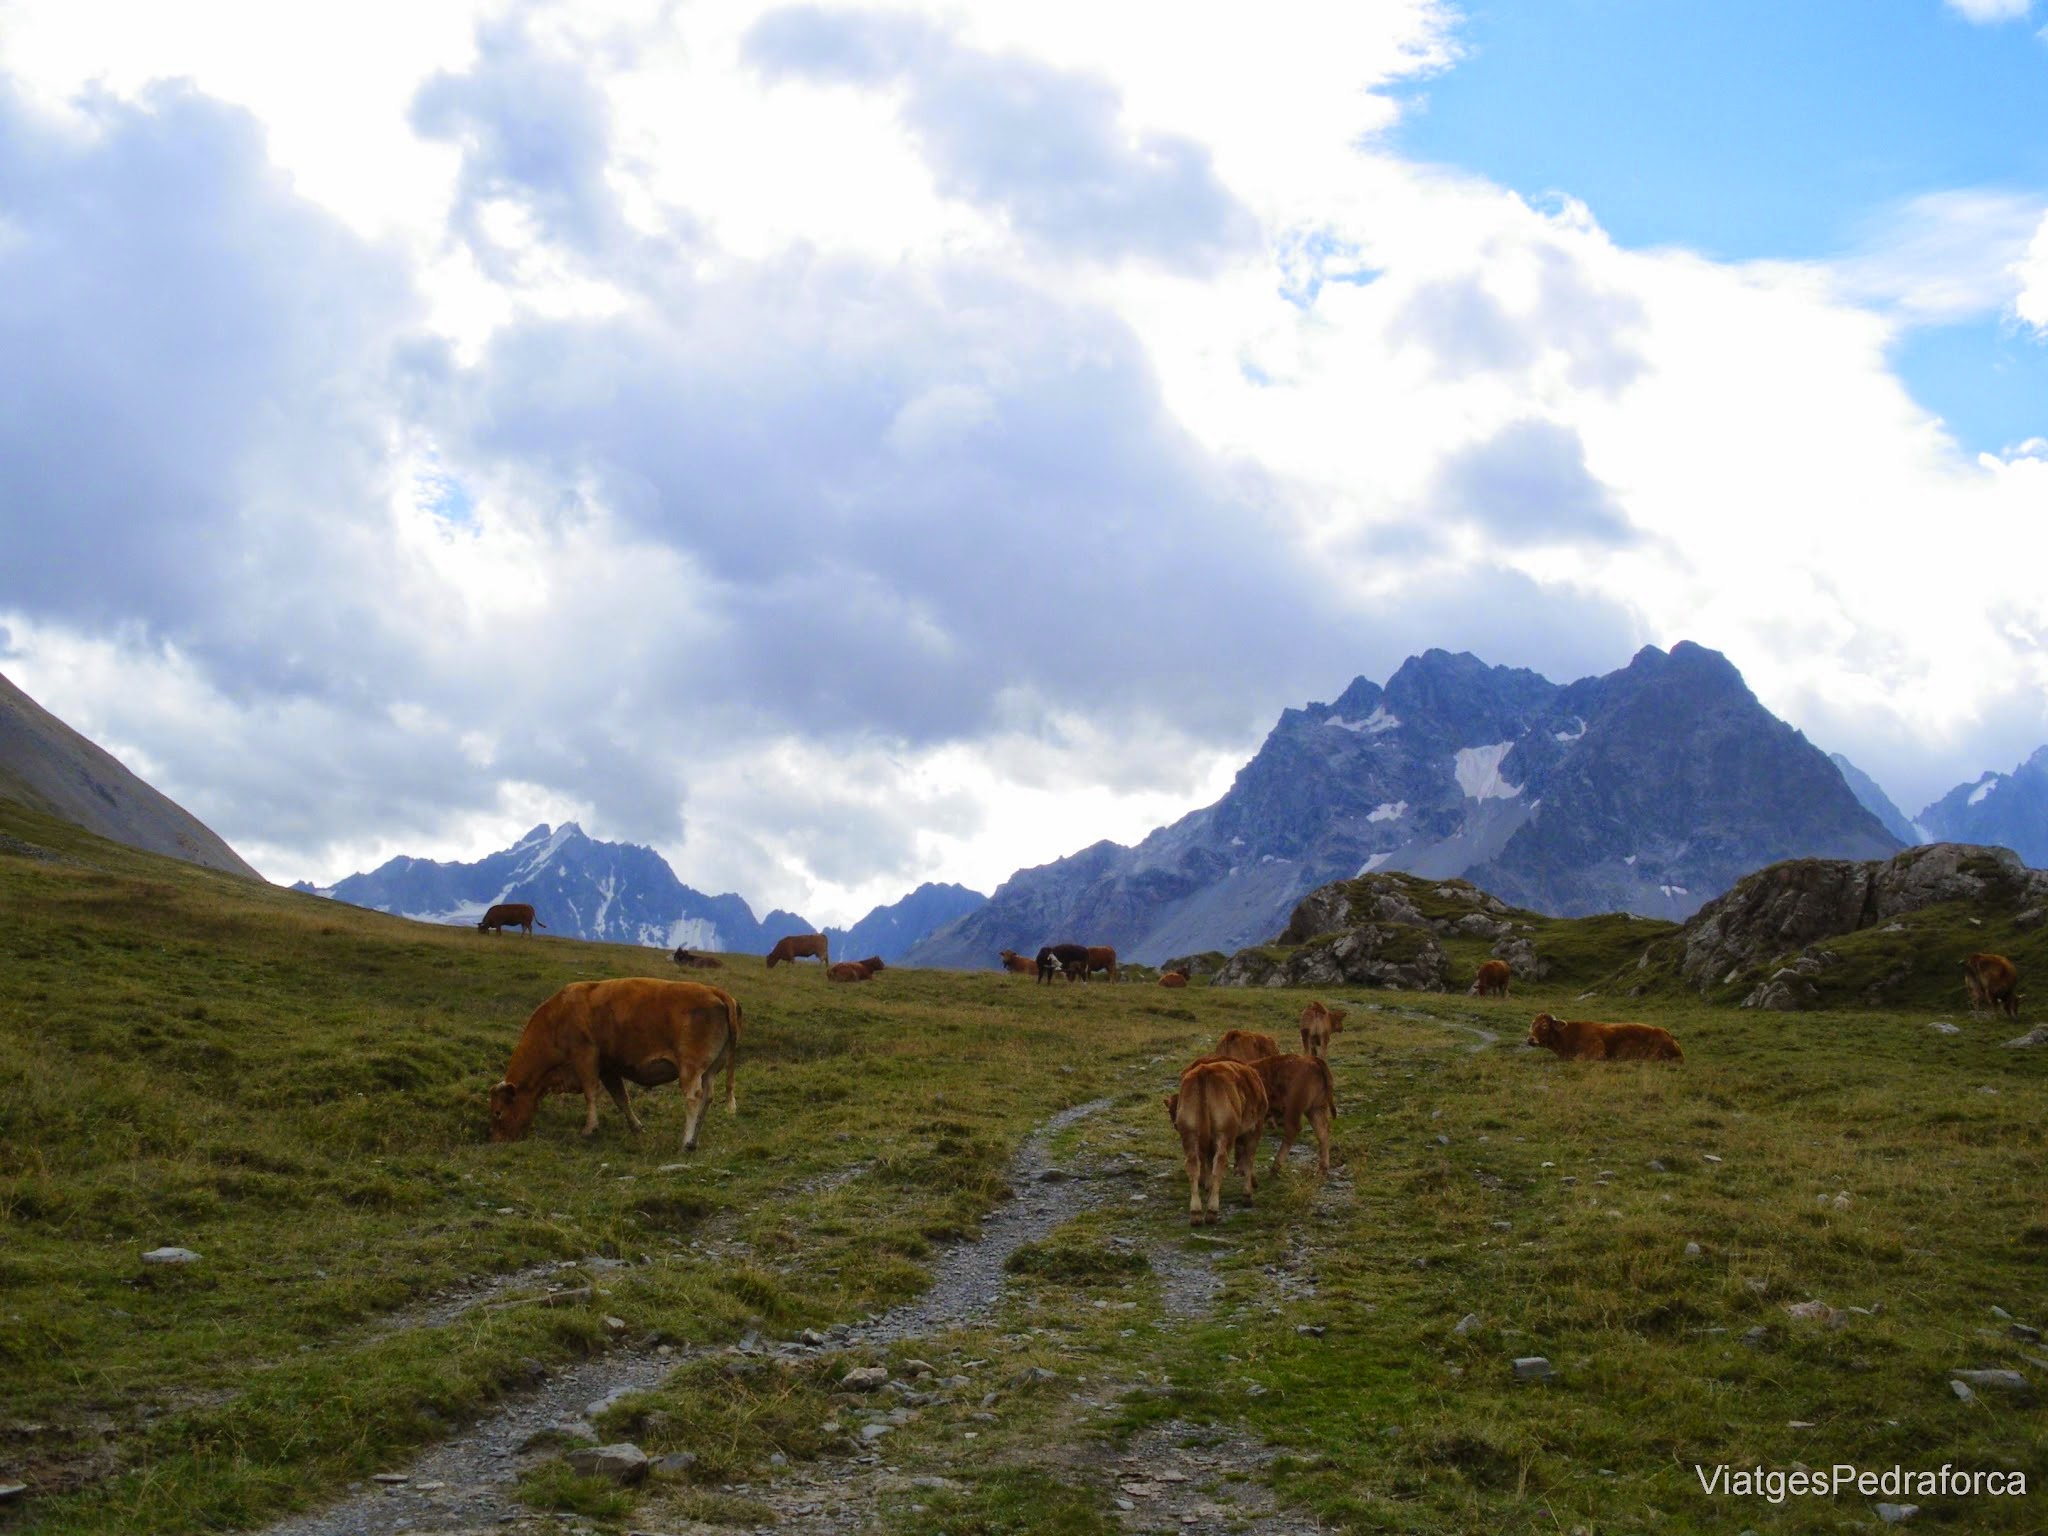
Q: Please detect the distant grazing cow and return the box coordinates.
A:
[488,978,739,1150]
[1212,1028,1281,1063]
[1244,1053,1336,1175]
[766,933,829,969]
[672,948,722,970]
[1298,1000,1347,1059]
[1037,943,1090,984]
[1469,959,1512,997]
[1164,1058,1269,1225]
[1526,1012,1683,1062]
[999,949,1038,976]
[1159,971,1189,988]
[1085,945,1119,982]
[478,902,546,935]
[1964,952,2020,1019]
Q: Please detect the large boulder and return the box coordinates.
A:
[1678,843,2048,995]
[1214,922,1450,991]
[1278,876,1433,943]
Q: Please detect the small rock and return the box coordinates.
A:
[1875,1503,1919,1525]
[1702,1154,1723,1164]
[2009,1323,2041,1343]
[799,1328,828,1347]
[1928,1022,1961,1035]
[768,1452,787,1468]
[1952,1368,2033,1400]
[1295,1324,1326,1337]
[1787,1420,1814,1429]
[1990,1305,2013,1320]
[900,1359,936,1377]
[565,1443,649,1484]
[841,1366,889,1392]
[1683,1242,1703,1259]
[1950,1379,1977,1403]
[141,1247,200,1266]
[1740,1327,1768,1348]
[1512,1356,1554,1381]
[1785,1300,1838,1324]
[371,1473,409,1484]
[0,1485,23,1505]
[653,1451,697,1476]
[2004,1026,2048,1048]
[1454,1313,1480,1336]
[603,1315,627,1336]
[859,1424,893,1442]
[1647,1159,1667,1172]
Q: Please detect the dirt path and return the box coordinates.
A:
[1345,998,1501,1052]
[256,1101,1113,1536]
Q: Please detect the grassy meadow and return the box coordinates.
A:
[1,796,2044,1534]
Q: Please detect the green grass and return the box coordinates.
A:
[3,797,2045,1534]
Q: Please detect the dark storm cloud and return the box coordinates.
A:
[411,17,626,269]
[426,249,1358,743]
[0,80,417,697]
[1429,418,1638,548]
[744,7,1259,273]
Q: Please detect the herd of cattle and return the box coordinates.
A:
[483,921,2024,1229]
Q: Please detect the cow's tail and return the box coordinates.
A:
[535,919,548,929]
[1314,1054,1336,1115]
[723,993,742,1113]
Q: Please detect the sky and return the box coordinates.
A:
[1,0,2044,925]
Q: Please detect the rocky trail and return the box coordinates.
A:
[251,1069,1358,1536]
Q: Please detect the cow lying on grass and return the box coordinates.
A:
[489,978,740,1150]
[827,957,885,982]
[1299,1000,1346,1059]
[999,949,1037,975]
[1159,970,1188,988]
[1525,1012,1683,1062]
[1165,1058,1268,1225]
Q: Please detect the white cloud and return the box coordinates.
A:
[0,0,2044,921]
[1943,0,2031,21]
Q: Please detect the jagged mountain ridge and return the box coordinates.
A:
[824,882,987,963]
[1915,747,2048,868]
[1828,753,1919,845]
[298,822,815,953]
[0,670,260,879]
[907,642,1902,968]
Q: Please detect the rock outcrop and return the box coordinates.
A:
[1673,843,2048,1006]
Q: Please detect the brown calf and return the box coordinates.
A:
[1164,1059,1269,1225]
[1212,1028,1281,1063]
[1964,952,2020,1019]
[488,978,739,1150]
[1245,1052,1336,1175]
[1469,959,1512,997]
[1159,970,1189,988]
[1298,999,1347,1059]
[1525,1012,1683,1062]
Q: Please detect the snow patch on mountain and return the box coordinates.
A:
[1358,851,1395,874]
[1369,801,1407,823]
[1328,706,1400,734]
[1454,743,1522,802]
[1554,718,1587,743]
[1968,778,1997,806]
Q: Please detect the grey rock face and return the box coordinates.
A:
[1680,842,2048,997]
[1213,921,1449,991]
[1490,934,1549,978]
[564,1443,649,1483]
[908,642,1902,966]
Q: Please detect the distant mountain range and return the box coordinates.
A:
[1827,753,1918,845]
[1914,746,2048,868]
[908,642,1907,967]
[296,821,985,960]
[0,670,259,878]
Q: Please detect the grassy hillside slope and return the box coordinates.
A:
[2,798,2044,1534]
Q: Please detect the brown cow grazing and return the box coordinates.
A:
[1037,943,1090,984]
[1164,1058,1269,1225]
[1298,1000,1347,1059]
[1213,1028,1281,1063]
[672,948,722,970]
[1526,1012,1683,1062]
[1159,970,1189,988]
[1469,959,1512,997]
[1964,952,2020,1019]
[478,902,546,935]
[999,949,1038,975]
[1245,1052,1337,1175]
[1085,945,1119,982]
[488,978,739,1150]
[766,933,829,969]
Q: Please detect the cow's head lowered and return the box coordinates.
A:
[488,1078,540,1141]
